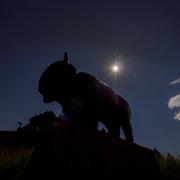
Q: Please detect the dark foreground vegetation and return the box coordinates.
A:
[0,113,179,179]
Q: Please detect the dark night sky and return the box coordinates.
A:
[0,0,180,154]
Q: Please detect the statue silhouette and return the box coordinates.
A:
[38,52,134,142]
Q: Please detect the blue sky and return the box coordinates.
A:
[0,0,180,154]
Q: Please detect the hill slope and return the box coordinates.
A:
[16,120,161,179]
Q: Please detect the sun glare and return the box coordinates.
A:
[112,64,120,73]
[111,62,123,74]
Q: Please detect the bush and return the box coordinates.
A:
[155,149,180,180]
[0,145,33,179]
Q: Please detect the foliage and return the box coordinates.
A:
[17,111,60,132]
[155,149,180,180]
[0,145,33,179]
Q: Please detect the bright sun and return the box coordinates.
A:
[111,62,123,74]
[112,64,120,72]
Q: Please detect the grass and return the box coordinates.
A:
[0,143,180,179]
[0,145,34,180]
[155,150,180,180]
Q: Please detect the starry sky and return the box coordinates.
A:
[0,0,180,154]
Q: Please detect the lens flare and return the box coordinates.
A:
[112,64,120,73]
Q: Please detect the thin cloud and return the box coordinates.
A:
[170,78,180,85]
[168,94,180,121]
[169,79,180,120]
[168,94,180,109]
[174,112,180,121]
